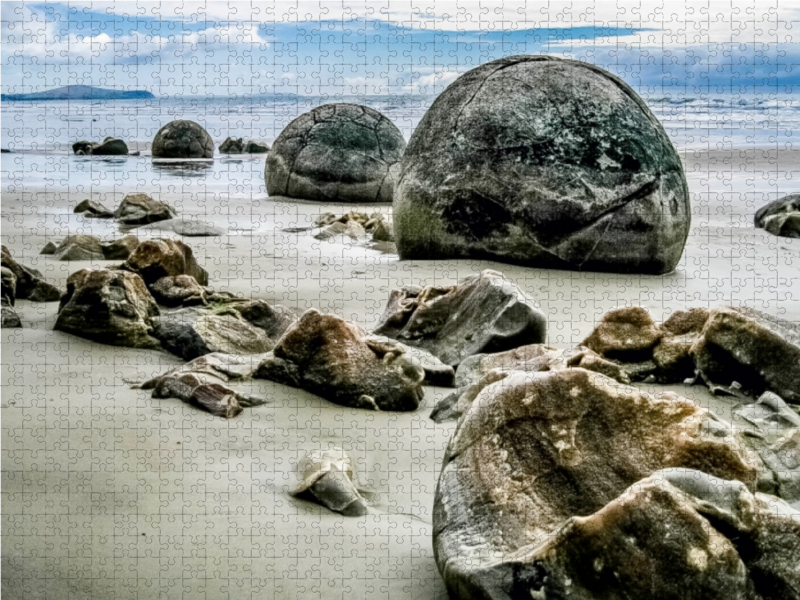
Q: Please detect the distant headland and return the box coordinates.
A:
[1,85,155,101]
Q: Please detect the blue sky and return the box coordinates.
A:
[3,1,800,98]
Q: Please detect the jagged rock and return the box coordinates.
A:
[265,103,406,203]
[433,368,777,600]
[39,242,57,255]
[122,238,208,286]
[314,213,337,227]
[74,199,114,218]
[652,308,710,380]
[372,269,547,366]
[219,137,244,154]
[53,235,104,261]
[290,448,368,516]
[243,140,269,153]
[313,221,348,240]
[692,306,800,404]
[152,120,214,159]
[100,235,140,260]
[149,275,207,307]
[255,309,424,411]
[152,306,273,360]
[54,268,160,348]
[229,299,297,340]
[371,220,394,242]
[1,245,62,301]
[1,304,21,328]
[114,193,177,226]
[2,267,16,306]
[91,138,128,155]
[455,344,565,388]
[394,55,691,274]
[364,335,456,387]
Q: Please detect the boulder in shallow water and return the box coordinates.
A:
[72,140,96,155]
[373,269,547,366]
[74,199,114,218]
[39,242,57,255]
[91,137,128,155]
[122,238,208,286]
[1,245,62,301]
[152,120,214,159]
[244,140,269,153]
[114,193,177,226]
[265,103,406,203]
[290,448,368,516]
[394,55,691,274]
[219,137,244,154]
[54,268,160,348]
[257,309,424,411]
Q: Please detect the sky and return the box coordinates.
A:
[3,0,800,98]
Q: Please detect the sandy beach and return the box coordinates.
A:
[3,147,800,599]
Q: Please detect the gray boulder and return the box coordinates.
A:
[100,235,140,260]
[244,140,269,153]
[755,194,800,233]
[372,269,546,366]
[53,235,104,261]
[138,217,225,237]
[91,137,128,155]
[74,199,114,218]
[2,267,16,306]
[1,245,62,301]
[114,193,176,226]
[394,55,691,274]
[72,140,96,155]
[152,120,214,159]
[149,275,207,307]
[290,448,368,516]
[763,212,800,238]
[219,137,244,154]
[265,103,406,203]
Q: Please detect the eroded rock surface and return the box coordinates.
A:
[122,238,208,286]
[150,275,207,307]
[1,245,62,301]
[290,448,368,516]
[53,235,105,261]
[394,55,691,274]
[756,194,800,238]
[74,199,114,218]
[373,269,546,366]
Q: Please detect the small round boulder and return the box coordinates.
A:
[394,55,691,274]
[152,120,214,159]
[265,103,406,203]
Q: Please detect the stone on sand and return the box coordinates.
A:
[291,448,368,516]
[122,238,208,286]
[114,193,177,226]
[1,245,62,301]
[74,199,114,218]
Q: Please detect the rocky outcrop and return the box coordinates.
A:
[372,269,546,366]
[1,245,62,301]
[394,55,691,274]
[122,238,208,286]
[151,120,214,159]
[74,199,114,218]
[54,268,160,348]
[266,103,406,203]
[114,193,177,226]
[39,242,57,255]
[254,309,425,411]
[290,448,369,516]
[432,368,799,600]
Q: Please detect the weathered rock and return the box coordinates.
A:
[763,212,800,238]
[1,245,62,301]
[100,235,140,260]
[122,238,208,286]
[265,103,406,203]
[394,55,691,274]
[455,344,564,388]
[149,275,207,307]
[582,306,663,360]
[1,304,21,328]
[151,120,214,159]
[2,267,16,306]
[229,300,297,340]
[140,217,225,237]
[91,138,128,155]
[74,199,114,218]
[39,242,57,255]
[114,193,177,226]
[313,221,348,240]
[755,194,800,229]
[219,137,244,154]
[290,448,368,516]
[152,306,273,360]
[54,268,160,348]
[433,368,771,600]
[371,220,394,242]
[72,140,96,155]
[243,140,269,153]
[373,269,547,366]
[53,235,104,261]
[364,335,456,387]
[692,306,800,404]
[256,309,424,411]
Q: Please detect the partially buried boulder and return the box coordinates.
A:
[91,137,128,155]
[265,103,406,203]
[290,448,368,516]
[254,309,424,411]
[122,238,208,286]
[432,368,798,600]
[219,137,244,154]
[394,55,691,274]
[244,140,269,153]
[74,199,114,218]
[372,269,546,366]
[54,268,160,348]
[114,193,177,226]
[152,120,214,159]
[1,245,62,301]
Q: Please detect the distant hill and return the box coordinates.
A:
[1,85,154,101]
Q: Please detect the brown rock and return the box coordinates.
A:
[101,235,140,260]
[582,306,662,360]
[1,245,62,301]
[150,275,207,307]
[122,238,208,286]
[114,193,177,226]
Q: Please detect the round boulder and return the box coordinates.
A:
[265,103,406,203]
[152,120,214,159]
[394,55,691,274]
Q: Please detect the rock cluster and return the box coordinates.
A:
[311,211,394,245]
[219,137,270,154]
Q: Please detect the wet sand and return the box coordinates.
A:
[3,148,800,599]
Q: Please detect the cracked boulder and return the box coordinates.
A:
[394,55,691,274]
[254,309,424,411]
[290,448,369,516]
[54,268,160,348]
[265,103,406,203]
[1,245,62,301]
[152,120,214,159]
[122,238,208,286]
[431,368,793,600]
[114,193,177,226]
[372,269,546,366]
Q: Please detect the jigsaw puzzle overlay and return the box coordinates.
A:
[2,1,800,599]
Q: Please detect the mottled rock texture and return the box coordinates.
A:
[152,120,214,159]
[122,239,208,287]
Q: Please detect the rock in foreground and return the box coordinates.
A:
[152,120,214,159]
[266,103,406,203]
[394,55,691,274]
[373,269,546,366]
[1,245,62,301]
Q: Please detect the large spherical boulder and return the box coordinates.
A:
[265,103,406,203]
[152,120,214,158]
[394,55,691,274]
